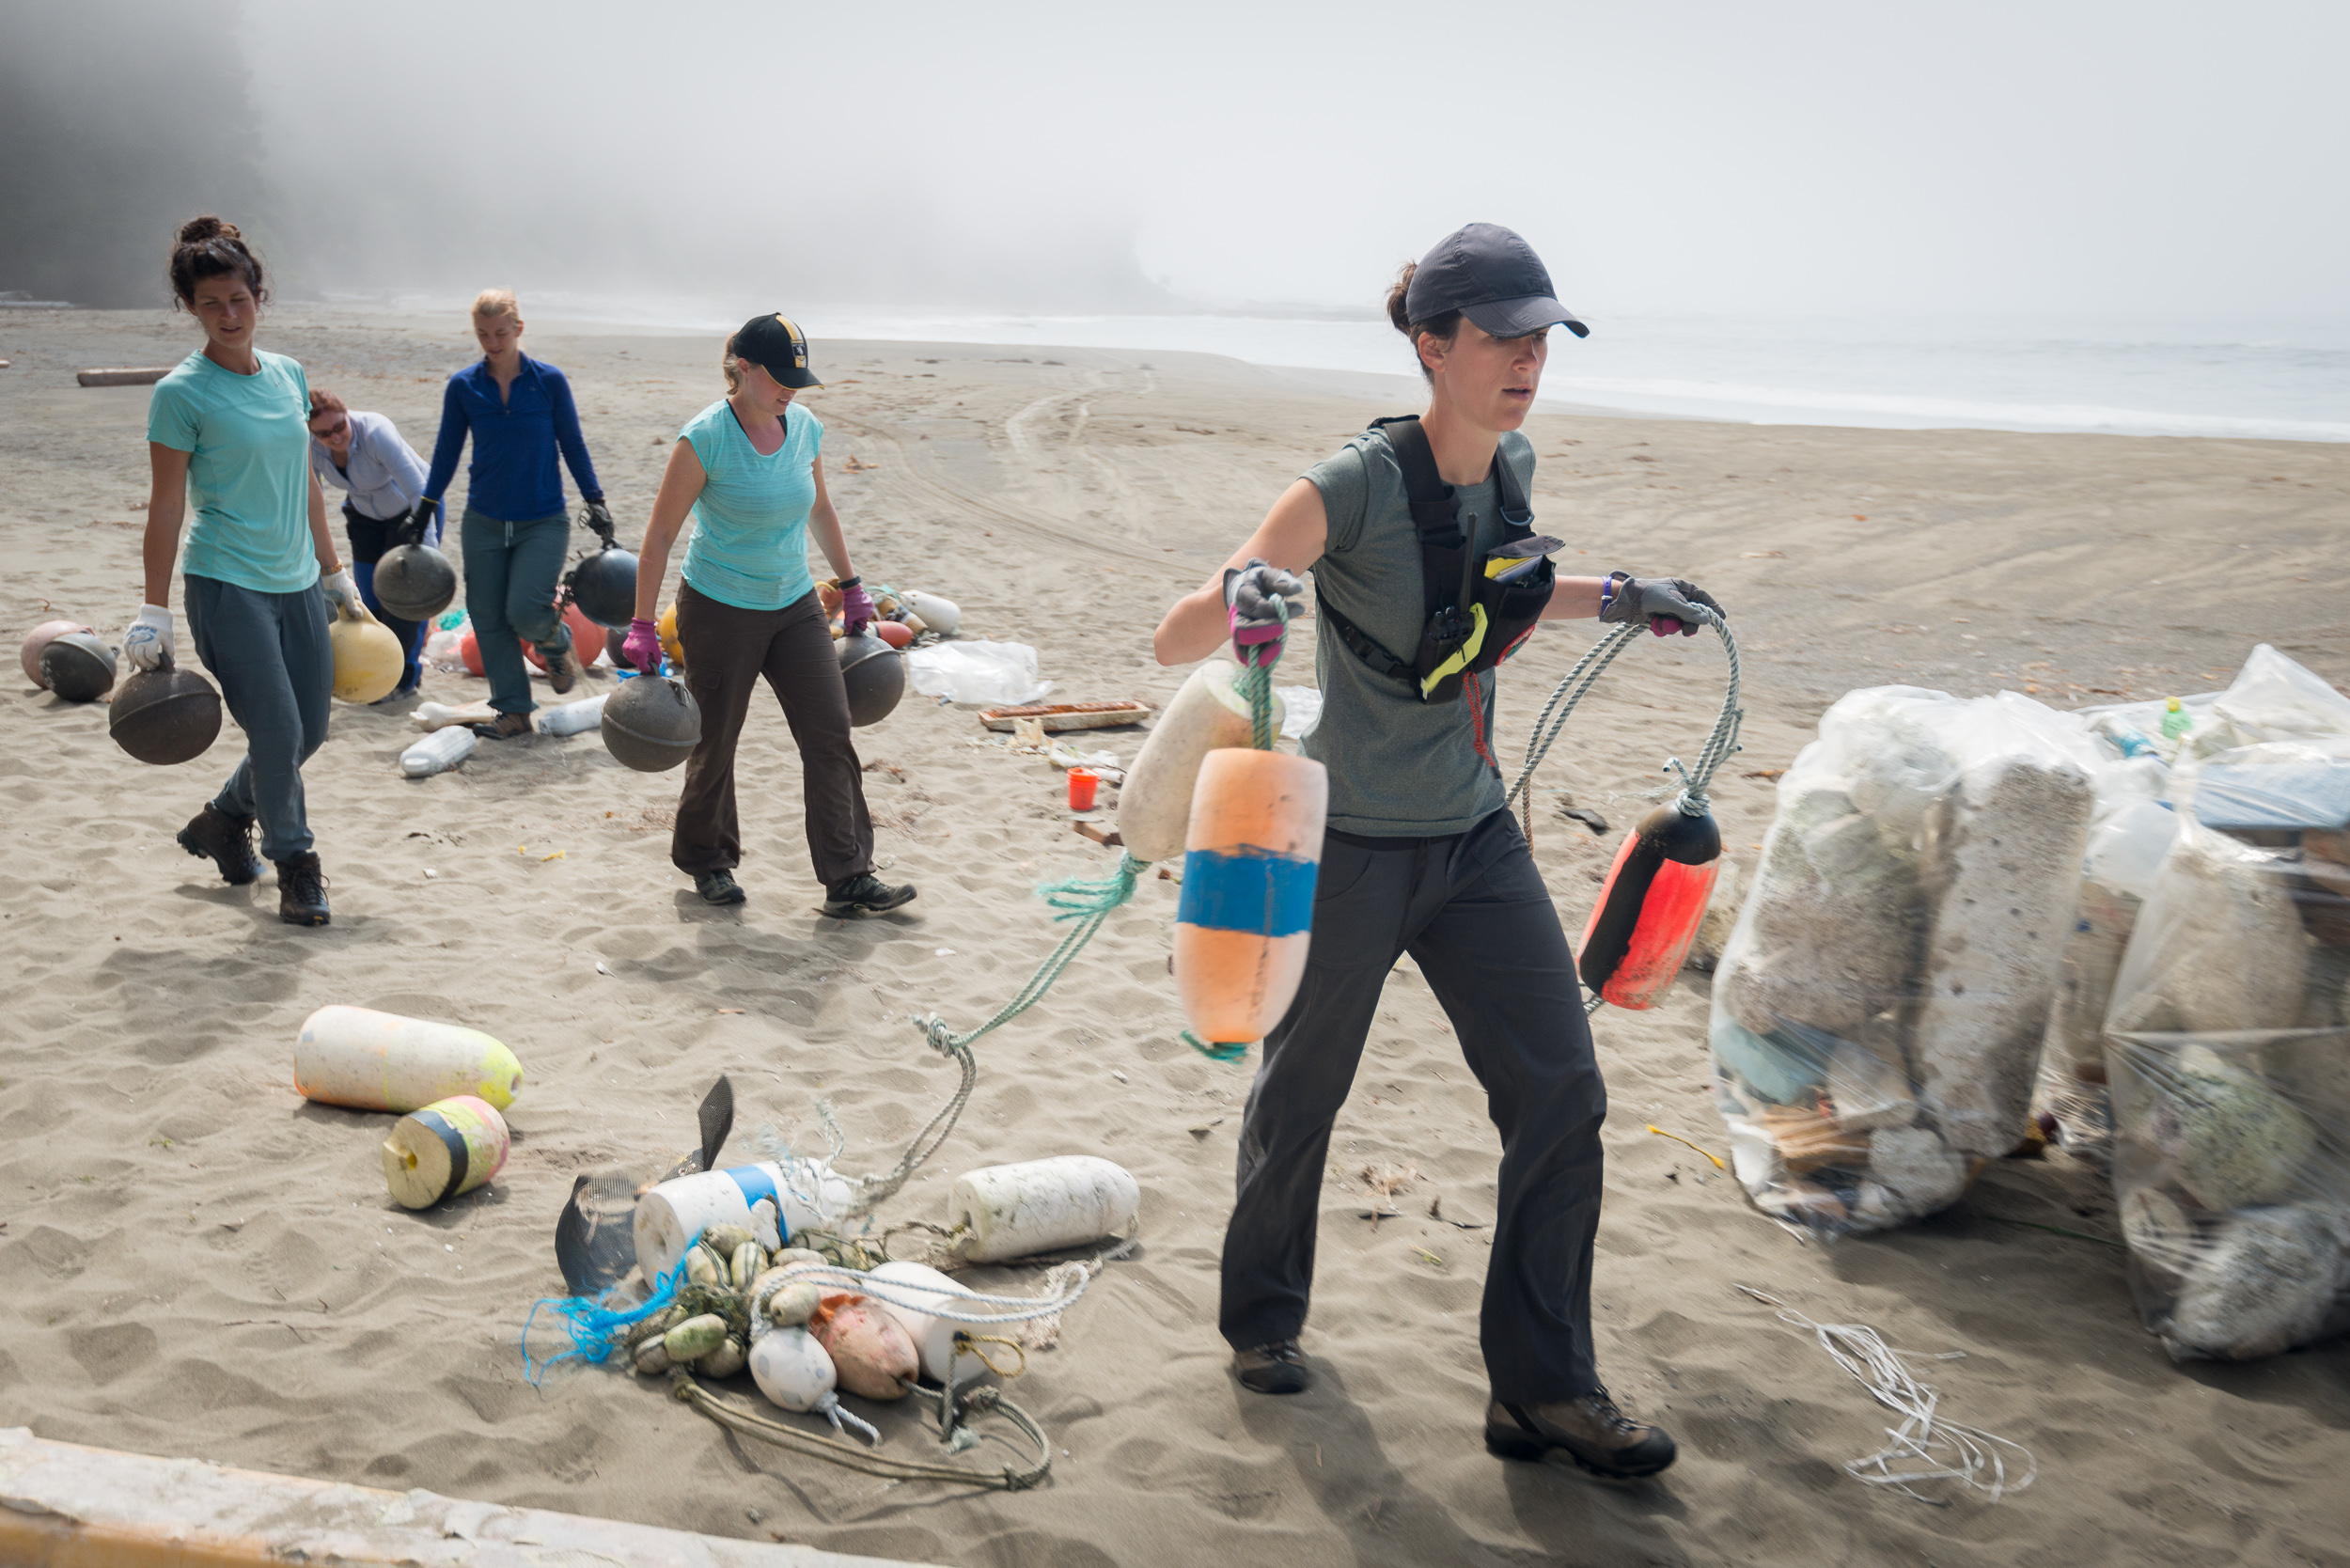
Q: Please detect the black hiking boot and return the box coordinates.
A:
[541,634,580,695]
[695,870,746,905]
[822,873,916,917]
[178,805,262,886]
[1232,1339,1309,1395]
[1484,1390,1677,1479]
[470,711,533,740]
[276,852,331,927]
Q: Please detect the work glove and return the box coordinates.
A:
[396,497,440,548]
[320,568,374,622]
[581,499,617,547]
[838,576,877,635]
[123,604,174,673]
[622,617,664,674]
[1224,557,1305,668]
[1600,572,1723,638]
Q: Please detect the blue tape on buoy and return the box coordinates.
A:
[1176,846,1317,937]
[725,1165,788,1241]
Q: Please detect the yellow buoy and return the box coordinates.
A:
[328,604,404,703]
[657,602,684,670]
[1172,747,1326,1045]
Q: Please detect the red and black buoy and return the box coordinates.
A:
[1576,799,1722,1010]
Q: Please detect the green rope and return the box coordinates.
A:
[912,853,1149,1057]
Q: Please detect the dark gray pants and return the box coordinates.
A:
[1219,809,1608,1404]
[183,573,333,862]
[459,507,571,715]
[671,583,874,886]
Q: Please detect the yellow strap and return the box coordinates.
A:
[1418,604,1489,697]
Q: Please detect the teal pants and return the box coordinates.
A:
[460,507,572,714]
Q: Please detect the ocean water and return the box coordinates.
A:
[348,290,2350,443]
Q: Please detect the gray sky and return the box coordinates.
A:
[241,0,2348,318]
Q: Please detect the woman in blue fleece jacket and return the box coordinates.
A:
[414,288,613,738]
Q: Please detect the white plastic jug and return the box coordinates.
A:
[400,726,478,778]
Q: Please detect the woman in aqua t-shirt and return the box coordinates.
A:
[123,216,376,928]
[622,314,912,917]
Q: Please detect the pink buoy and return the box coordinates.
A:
[22,619,92,688]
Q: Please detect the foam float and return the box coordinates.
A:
[868,1259,985,1383]
[948,1154,1139,1262]
[1117,661,1282,863]
[382,1093,509,1209]
[1172,746,1325,1046]
[293,1005,524,1113]
[414,698,497,732]
[632,1161,857,1282]
[1577,801,1723,1009]
[901,590,960,635]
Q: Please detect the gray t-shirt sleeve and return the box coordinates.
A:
[1304,442,1372,556]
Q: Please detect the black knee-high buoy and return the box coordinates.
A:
[110,662,223,764]
[39,631,116,702]
[601,674,701,772]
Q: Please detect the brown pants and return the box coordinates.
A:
[672,582,874,885]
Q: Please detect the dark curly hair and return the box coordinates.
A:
[167,215,268,310]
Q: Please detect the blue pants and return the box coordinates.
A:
[460,507,572,714]
[183,573,333,862]
[1219,810,1608,1404]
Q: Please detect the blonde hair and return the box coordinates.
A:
[472,288,521,322]
[721,332,743,395]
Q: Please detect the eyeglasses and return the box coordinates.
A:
[310,417,349,439]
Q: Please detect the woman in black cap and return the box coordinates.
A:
[622,314,913,917]
[1152,223,1721,1481]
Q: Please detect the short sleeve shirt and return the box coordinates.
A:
[1301,425,1538,836]
[147,349,319,594]
[677,400,823,612]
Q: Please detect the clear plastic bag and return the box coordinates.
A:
[1709,687,2099,1234]
[904,639,1052,705]
[2106,816,2350,1360]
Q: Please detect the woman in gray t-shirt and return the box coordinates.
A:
[1152,223,1720,1482]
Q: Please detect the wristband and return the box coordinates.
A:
[836,575,861,590]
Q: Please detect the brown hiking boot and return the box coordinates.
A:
[469,711,533,741]
[1231,1339,1309,1395]
[541,634,580,695]
[177,805,262,886]
[1485,1390,1677,1478]
[275,852,331,927]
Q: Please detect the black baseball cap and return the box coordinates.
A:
[732,312,823,388]
[1405,224,1590,340]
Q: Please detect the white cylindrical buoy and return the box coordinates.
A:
[400,726,477,778]
[381,1094,510,1209]
[293,1005,524,1113]
[748,1325,838,1413]
[535,693,608,736]
[1173,746,1326,1045]
[901,591,960,636]
[948,1155,1139,1263]
[633,1162,857,1284]
[868,1260,985,1384]
[1117,661,1283,864]
[414,699,497,733]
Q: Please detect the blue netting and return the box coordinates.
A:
[520,1260,688,1387]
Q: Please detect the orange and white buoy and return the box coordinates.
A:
[1172,747,1326,1045]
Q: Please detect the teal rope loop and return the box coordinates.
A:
[913,853,1148,1057]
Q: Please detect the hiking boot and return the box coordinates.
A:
[541,635,580,695]
[275,852,331,927]
[177,805,262,886]
[1484,1390,1677,1479]
[696,870,746,905]
[1232,1339,1309,1395]
[822,873,916,917]
[470,711,533,741]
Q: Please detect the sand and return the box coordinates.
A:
[3,304,2347,1566]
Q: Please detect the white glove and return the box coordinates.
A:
[123,604,175,672]
[320,568,373,621]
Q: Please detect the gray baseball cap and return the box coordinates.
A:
[1405,223,1590,339]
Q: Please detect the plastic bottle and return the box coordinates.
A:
[400,726,478,777]
[535,693,608,736]
[2160,697,2192,742]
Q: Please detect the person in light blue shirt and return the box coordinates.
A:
[621,313,912,917]
[409,289,613,737]
[308,389,431,698]
[125,215,379,928]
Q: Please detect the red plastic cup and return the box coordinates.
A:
[1067,767,1101,811]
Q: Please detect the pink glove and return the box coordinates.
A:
[838,577,877,635]
[622,617,664,673]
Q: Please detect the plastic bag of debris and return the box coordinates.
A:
[2105,816,2350,1360]
[1709,686,2098,1234]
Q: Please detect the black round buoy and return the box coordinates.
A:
[837,631,905,728]
[40,631,116,702]
[604,623,631,669]
[569,546,639,628]
[374,542,459,622]
[110,662,223,764]
[601,674,701,772]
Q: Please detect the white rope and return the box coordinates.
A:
[1735,1286,2036,1504]
[1506,606,1744,819]
[751,1262,1094,1327]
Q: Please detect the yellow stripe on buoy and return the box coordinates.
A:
[383,1095,510,1209]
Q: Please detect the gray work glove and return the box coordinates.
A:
[1600,572,1723,637]
[1224,557,1305,668]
